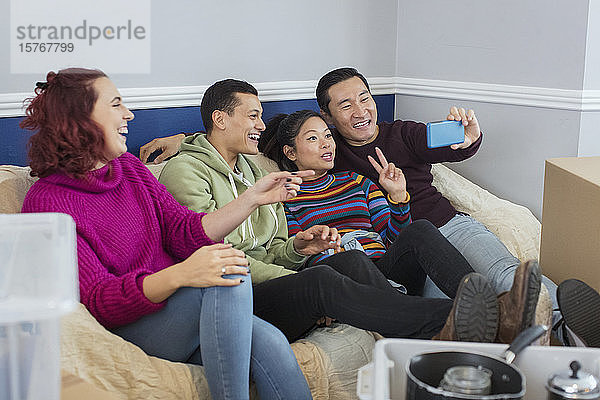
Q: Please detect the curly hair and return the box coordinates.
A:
[20,68,108,178]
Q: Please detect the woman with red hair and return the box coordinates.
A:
[20,68,321,400]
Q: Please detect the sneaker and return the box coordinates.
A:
[496,260,542,343]
[557,279,600,347]
[433,273,498,342]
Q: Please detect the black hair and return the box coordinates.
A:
[316,67,370,115]
[259,110,323,172]
[200,79,258,133]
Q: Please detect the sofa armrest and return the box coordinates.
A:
[431,164,540,261]
[0,165,37,213]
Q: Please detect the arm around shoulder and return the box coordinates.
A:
[140,133,186,164]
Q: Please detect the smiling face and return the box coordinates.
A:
[324,76,378,146]
[90,77,134,166]
[222,92,265,160]
[284,116,335,179]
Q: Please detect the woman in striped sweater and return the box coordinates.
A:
[260,110,479,299]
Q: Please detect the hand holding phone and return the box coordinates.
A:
[426,120,464,148]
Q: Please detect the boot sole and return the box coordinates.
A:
[520,260,542,332]
[454,273,498,342]
[557,279,600,347]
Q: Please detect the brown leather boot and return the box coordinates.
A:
[496,260,541,343]
[433,273,498,342]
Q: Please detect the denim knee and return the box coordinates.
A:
[204,274,252,303]
[251,317,290,349]
[166,286,205,306]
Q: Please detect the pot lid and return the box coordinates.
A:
[547,361,600,399]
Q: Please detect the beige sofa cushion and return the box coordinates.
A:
[431,163,541,262]
[61,304,207,400]
[0,165,36,213]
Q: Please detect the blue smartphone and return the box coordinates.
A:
[426,120,464,148]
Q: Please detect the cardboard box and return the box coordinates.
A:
[539,156,600,291]
[61,372,120,400]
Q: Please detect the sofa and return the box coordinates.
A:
[0,156,551,399]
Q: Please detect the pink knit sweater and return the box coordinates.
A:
[22,152,217,328]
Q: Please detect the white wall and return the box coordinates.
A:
[578,112,600,157]
[394,0,596,219]
[396,1,588,89]
[584,0,600,90]
[0,0,398,92]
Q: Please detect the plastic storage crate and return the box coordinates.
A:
[0,213,78,400]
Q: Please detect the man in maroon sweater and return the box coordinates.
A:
[318,68,600,348]
[316,67,559,312]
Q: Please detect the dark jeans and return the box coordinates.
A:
[254,251,452,342]
[375,219,475,298]
[253,220,476,342]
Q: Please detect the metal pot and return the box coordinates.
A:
[405,325,547,400]
[546,360,600,400]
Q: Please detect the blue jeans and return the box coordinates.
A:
[423,214,559,319]
[112,276,311,400]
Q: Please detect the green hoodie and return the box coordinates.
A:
[158,133,305,284]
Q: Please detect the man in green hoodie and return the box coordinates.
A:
[158,78,505,343]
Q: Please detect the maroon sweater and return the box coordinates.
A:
[332,120,482,228]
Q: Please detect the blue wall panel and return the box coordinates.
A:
[0,117,29,166]
[0,94,394,166]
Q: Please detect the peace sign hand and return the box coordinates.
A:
[367,147,408,203]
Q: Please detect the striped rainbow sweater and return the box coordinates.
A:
[284,171,411,266]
